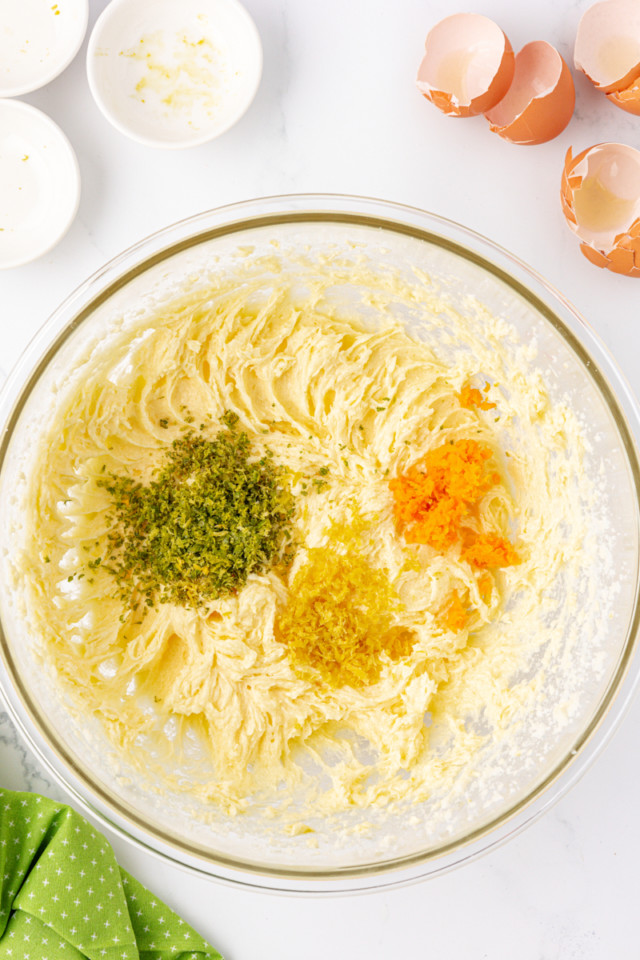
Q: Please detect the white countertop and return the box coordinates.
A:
[2,0,640,957]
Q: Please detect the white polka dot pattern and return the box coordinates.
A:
[0,789,222,960]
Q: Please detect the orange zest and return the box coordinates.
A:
[441,590,468,632]
[457,381,496,411]
[462,533,520,570]
[389,439,498,551]
[478,572,493,602]
[389,439,519,569]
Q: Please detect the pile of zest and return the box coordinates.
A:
[82,384,519,691]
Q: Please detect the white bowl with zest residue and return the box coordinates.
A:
[0,0,88,97]
[0,99,80,269]
[86,0,262,148]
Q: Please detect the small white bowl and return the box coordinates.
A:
[0,100,81,269]
[86,0,263,149]
[0,0,89,97]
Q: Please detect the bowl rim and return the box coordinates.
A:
[1,193,639,893]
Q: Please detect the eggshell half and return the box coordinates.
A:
[574,0,640,94]
[561,143,640,278]
[485,41,575,145]
[416,13,515,118]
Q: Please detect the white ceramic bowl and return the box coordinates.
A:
[0,0,88,97]
[86,0,263,148]
[0,100,80,269]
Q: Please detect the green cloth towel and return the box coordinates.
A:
[0,788,222,960]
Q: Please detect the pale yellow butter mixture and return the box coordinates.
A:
[21,255,589,819]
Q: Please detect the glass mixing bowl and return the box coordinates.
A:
[1,195,639,893]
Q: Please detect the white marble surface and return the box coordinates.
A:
[2,0,640,956]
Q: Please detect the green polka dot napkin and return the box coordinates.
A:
[0,788,222,960]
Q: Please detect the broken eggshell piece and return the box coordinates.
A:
[574,0,640,112]
[607,77,640,115]
[561,142,640,277]
[485,41,575,145]
[416,13,515,117]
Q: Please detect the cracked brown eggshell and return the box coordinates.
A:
[485,41,575,145]
[416,13,515,118]
[575,0,640,114]
[561,142,640,278]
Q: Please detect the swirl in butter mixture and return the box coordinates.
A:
[21,258,591,818]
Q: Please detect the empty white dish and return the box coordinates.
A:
[0,0,88,97]
[86,0,263,148]
[0,100,80,269]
